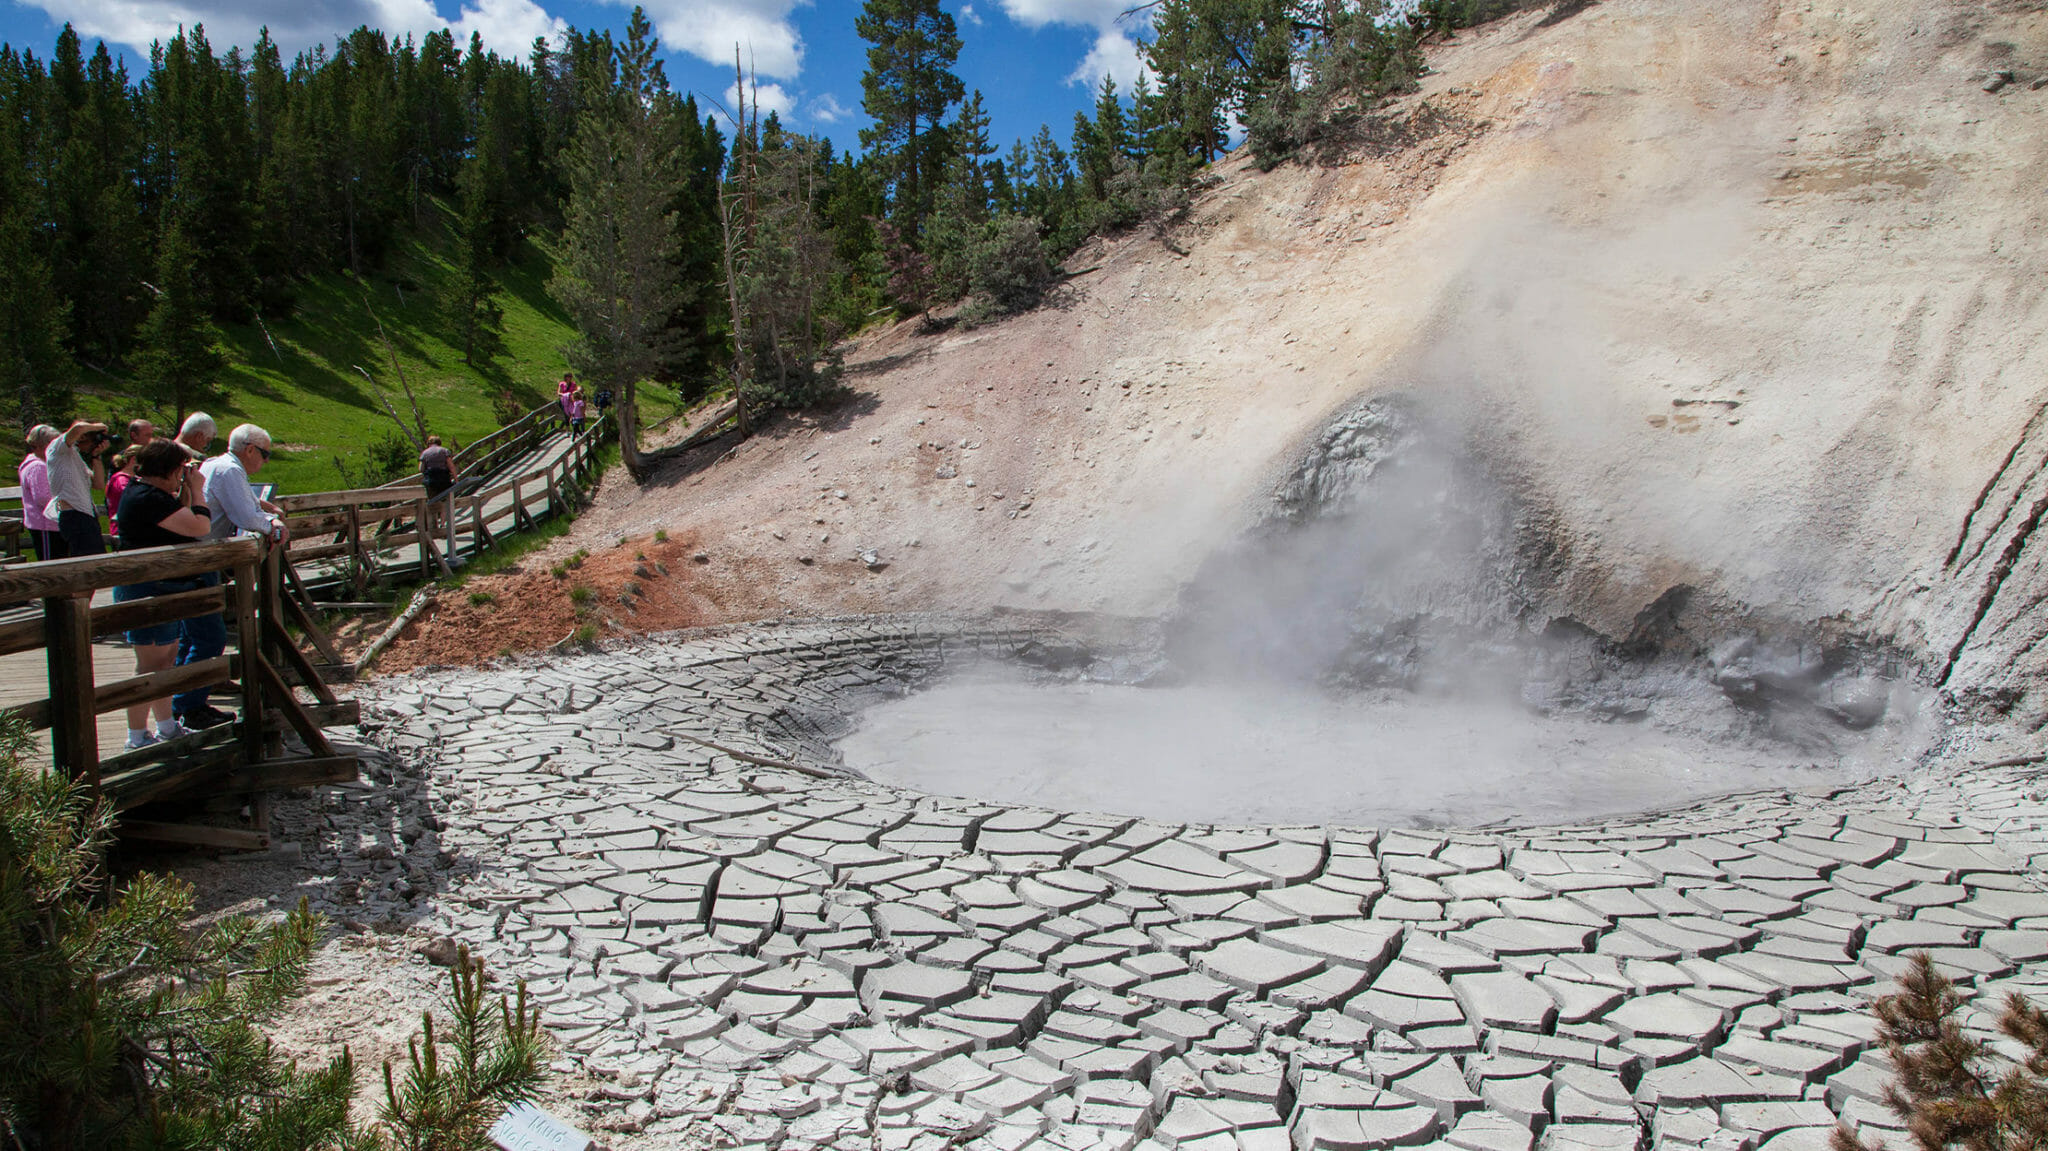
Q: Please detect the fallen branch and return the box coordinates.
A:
[677,733,860,781]
[1976,752,2046,769]
[355,589,434,674]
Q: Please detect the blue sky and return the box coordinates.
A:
[0,0,1150,155]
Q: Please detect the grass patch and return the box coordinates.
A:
[467,590,495,606]
[572,624,599,647]
[567,585,594,605]
[67,203,688,497]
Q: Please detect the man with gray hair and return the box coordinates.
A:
[176,412,216,459]
[177,423,290,729]
[200,423,287,542]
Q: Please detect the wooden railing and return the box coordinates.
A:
[0,536,357,848]
[375,400,566,490]
[279,420,607,596]
[446,422,606,558]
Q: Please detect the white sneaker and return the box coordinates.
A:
[126,729,160,749]
[156,720,194,741]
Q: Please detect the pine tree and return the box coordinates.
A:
[0,710,547,1150]
[855,0,964,242]
[1838,952,2048,1151]
[132,218,225,416]
[447,160,506,368]
[0,124,74,425]
[0,713,354,1149]
[549,7,685,479]
[925,90,996,296]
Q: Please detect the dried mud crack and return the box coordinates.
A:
[226,615,2048,1150]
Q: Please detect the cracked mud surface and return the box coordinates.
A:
[330,617,2048,1151]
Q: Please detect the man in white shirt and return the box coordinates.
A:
[199,423,289,542]
[45,420,109,557]
[177,423,290,730]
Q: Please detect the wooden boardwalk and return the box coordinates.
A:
[0,601,134,762]
[283,418,602,595]
[0,538,357,849]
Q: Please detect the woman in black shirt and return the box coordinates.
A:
[113,440,213,748]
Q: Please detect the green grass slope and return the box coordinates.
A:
[74,210,682,498]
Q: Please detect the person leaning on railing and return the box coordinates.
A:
[172,424,289,730]
[112,440,214,748]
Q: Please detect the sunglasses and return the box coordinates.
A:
[250,446,271,461]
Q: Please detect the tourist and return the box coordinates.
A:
[176,412,216,458]
[567,390,587,436]
[126,418,155,447]
[178,423,289,729]
[113,441,213,747]
[420,434,458,532]
[557,374,577,423]
[595,387,614,422]
[45,420,110,557]
[103,448,139,539]
[19,425,59,560]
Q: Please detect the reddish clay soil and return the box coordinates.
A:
[375,529,790,671]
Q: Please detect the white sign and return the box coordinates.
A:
[489,1102,594,1151]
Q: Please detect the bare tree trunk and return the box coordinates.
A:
[723,50,756,439]
[618,380,647,479]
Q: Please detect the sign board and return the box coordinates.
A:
[489,1102,594,1151]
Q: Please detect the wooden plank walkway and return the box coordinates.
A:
[0,589,129,760]
[289,422,599,592]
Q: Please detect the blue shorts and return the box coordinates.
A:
[114,580,188,646]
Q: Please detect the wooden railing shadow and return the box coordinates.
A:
[0,536,358,850]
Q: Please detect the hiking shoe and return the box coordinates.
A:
[156,719,196,741]
[126,729,160,750]
[176,706,235,730]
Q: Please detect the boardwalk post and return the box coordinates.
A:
[44,595,98,793]
[236,556,264,771]
[346,505,367,592]
[259,544,287,759]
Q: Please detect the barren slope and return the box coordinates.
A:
[397,0,2048,717]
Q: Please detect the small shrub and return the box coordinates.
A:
[491,388,529,427]
[549,563,567,580]
[0,712,354,1147]
[374,946,547,1148]
[654,530,668,543]
[963,214,1055,320]
[572,624,598,646]
[567,585,593,605]
[333,429,420,490]
[467,591,495,606]
[1836,952,2048,1151]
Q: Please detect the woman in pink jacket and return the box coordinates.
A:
[19,425,59,560]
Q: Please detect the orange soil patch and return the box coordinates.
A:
[372,527,864,671]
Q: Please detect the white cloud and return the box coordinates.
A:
[12,0,565,59]
[958,2,981,25]
[1065,27,1145,90]
[450,0,566,53]
[991,0,1149,90]
[724,77,794,122]
[808,92,850,124]
[629,0,804,81]
[992,0,1130,29]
